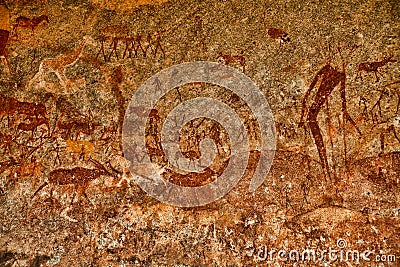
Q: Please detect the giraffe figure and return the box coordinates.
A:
[28,36,91,91]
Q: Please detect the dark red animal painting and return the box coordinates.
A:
[0,29,10,72]
[13,14,49,37]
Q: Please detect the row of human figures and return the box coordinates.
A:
[96,30,165,62]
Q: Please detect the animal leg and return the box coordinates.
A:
[31,181,49,200]
[114,39,119,59]
[96,41,106,61]
[122,41,129,59]
[53,149,61,166]
[387,125,400,144]
[48,185,54,200]
[70,190,76,205]
[133,43,139,58]
[355,71,362,81]
[54,71,71,91]
[154,42,165,58]
[61,206,78,222]
[137,42,145,57]
[307,110,330,181]
[153,43,159,58]
[82,191,92,205]
[107,38,119,61]
[380,131,385,154]
[1,55,11,74]
[127,42,134,58]
[396,92,400,113]
[374,71,379,82]
[28,66,45,89]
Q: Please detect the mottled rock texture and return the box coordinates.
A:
[0,0,399,266]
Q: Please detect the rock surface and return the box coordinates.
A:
[0,0,399,266]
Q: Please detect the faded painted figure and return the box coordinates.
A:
[300,54,361,181]
[0,29,10,72]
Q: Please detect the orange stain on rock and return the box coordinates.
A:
[92,0,169,13]
[0,4,10,31]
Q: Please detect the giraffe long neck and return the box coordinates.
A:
[32,16,44,26]
[62,39,86,66]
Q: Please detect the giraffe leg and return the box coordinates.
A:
[2,56,11,74]
[54,71,67,88]
[28,67,44,89]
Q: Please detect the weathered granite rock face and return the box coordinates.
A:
[0,0,399,266]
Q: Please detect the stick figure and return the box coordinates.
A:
[153,30,165,58]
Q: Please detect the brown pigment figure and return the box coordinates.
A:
[122,36,134,59]
[267,28,290,44]
[0,29,10,73]
[153,30,165,58]
[108,36,121,61]
[357,56,397,82]
[13,15,49,37]
[134,34,146,57]
[31,158,115,222]
[262,12,290,48]
[194,15,206,50]
[300,48,361,180]
[96,35,110,61]
[216,52,245,73]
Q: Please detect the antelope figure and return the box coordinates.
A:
[31,158,115,222]
[357,56,397,82]
[13,14,49,37]
[28,36,92,91]
[216,52,246,72]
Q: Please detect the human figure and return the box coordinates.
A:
[300,58,360,180]
[153,30,165,57]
